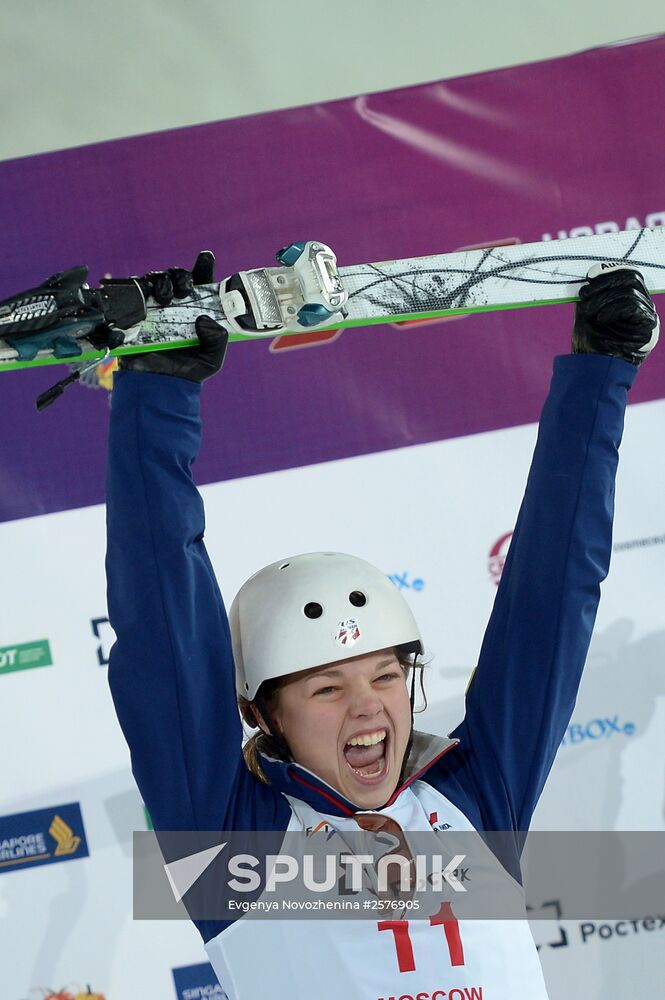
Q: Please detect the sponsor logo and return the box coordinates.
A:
[334,618,361,647]
[428,812,452,832]
[90,617,115,666]
[172,962,227,1000]
[596,261,639,273]
[0,296,56,321]
[389,571,425,592]
[306,821,336,840]
[580,915,665,944]
[614,533,665,552]
[527,898,569,950]
[487,532,513,586]
[542,211,665,241]
[50,814,81,856]
[0,639,52,676]
[561,715,635,747]
[0,803,89,874]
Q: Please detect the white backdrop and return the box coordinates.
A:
[1,1,665,162]
[1,386,663,998]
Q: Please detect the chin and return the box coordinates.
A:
[355,782,398,809]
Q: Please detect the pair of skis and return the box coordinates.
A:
[1,226,664,393]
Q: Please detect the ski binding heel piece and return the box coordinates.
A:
[0,266,146,363]
[219,241,348,336]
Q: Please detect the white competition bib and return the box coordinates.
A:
[205,783,549,1000]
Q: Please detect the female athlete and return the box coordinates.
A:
[106,259,658,999]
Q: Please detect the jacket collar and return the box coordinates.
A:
[260,730,459,817]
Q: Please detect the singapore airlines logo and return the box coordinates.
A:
[0,802,88,874]
[49,815,82,856]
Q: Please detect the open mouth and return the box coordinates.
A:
[342,728,390,784]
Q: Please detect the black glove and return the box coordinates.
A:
[119,251,228,382]
[572,264,660,367]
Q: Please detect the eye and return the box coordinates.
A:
[376,671,400,683]
[314,685,338,696]
[349,591,366,607]
[304,602,323,619]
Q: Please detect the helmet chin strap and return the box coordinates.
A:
[396,652,418,789]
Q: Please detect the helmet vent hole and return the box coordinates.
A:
[349,591,366,607]
[279,562,290,570]
[304,602,323,619]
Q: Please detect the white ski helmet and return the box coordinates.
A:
[230,552,423,701]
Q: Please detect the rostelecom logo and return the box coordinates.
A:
[50,815,81,856]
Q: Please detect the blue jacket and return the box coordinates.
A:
[106,353,636,947]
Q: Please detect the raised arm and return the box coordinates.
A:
[106,261,288,834]
[439,266,659,832]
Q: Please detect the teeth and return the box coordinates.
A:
[347,729,386,747]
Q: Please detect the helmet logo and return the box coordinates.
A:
[334,618,361,647]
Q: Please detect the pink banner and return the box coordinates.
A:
[1,35,664,521]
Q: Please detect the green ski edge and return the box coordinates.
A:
[2,291,652,374]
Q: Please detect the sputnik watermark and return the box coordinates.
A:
[134,830,665,921]
[133,829,480,920]
[163,846,468,902]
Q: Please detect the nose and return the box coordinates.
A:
[348,677,383,719]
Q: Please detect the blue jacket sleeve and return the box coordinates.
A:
[105,370,290,834]
[433,353,637,832]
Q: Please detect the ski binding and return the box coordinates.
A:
[0,240,348,369]
[0,266,146,362]
[220,240,348,335]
